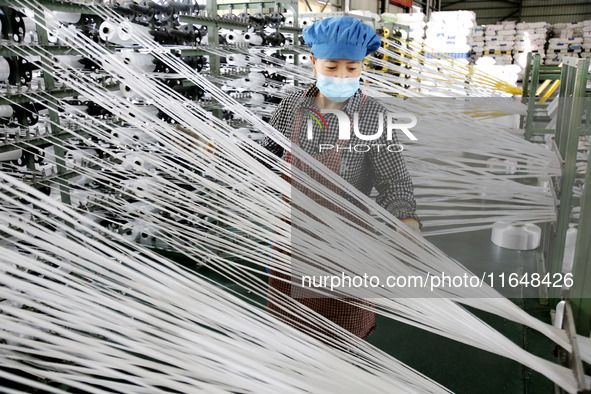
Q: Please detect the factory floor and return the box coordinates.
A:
[188,227,557,394]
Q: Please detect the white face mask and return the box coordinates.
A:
[315,72,360,103]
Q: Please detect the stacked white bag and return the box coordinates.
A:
[583,20,591,58]
[481,21,515,66]
[469,25,485,61]
[394,11,426,43]
[513,22,549,76]
[474,56,521,87]
[547,21,583,65]
[424,11,475,57]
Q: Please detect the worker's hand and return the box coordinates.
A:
[175,124,218,154]
[402,218,421,235]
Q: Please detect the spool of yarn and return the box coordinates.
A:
[111,127,155,145]
[0,57,10,81]
[99,21,124,44]
[100,21,149,45]
[70,189,94,206]
[554,300,566,328]
[43,146,55,164]
[0,104,14,123]
[491,222,541,250]
[243,32,264,45]
[121,177,152,196]
[117,52,156,72]
[247,71,266,83]
[299,54,311,64]
[122,153,156,170]
[226,54,248,67]
[65,149,97,167]
[299,18,313,28]
[63,100,88,115]
[54,11,81,24]
[120,84,144,99]
[284,16,294,26]
[35,163,54,178]
[47,29,59,43]
[56,55,85,69]
[561,227,577,274]
[120,222,140,242]
[222,30,245,44]
[138,105,159,118]
[249,93,265,104]
[70,175,92,186]
[0,149,22,162]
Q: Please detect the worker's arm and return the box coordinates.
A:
[369,120,421,233]
[260,96,293,159]
[174,124,216,154]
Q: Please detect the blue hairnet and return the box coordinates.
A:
[302,16,381,61]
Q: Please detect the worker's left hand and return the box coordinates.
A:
[402,219,421,235]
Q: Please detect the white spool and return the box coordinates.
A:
[554,300,566,328]
[299,18,313,28]
[299,54,311,64]
[121,222,140,242]
[111,127,156,145]
[138,105,159,117]
[65,149,97,167]
[0,105,14,119]
[243,32,263,45]
[0,57,11,81]
[0,149,23,162]
[99,21,128,45]
[226,54,247,67]
[248,71,266,83]
[122,153,156,171]
[47,29,59,43]
[224,30,245,44]
[284,16,294,27]
[23,32,37,44]
[121,178,152,196]
[70,175,92,186]
[35,163,55,178]
[249,93,265,104]
[491,222,541,250]
[120,84,143,99]
[63,102,87,115]
[53,12,81,24]
[70,189,94,206]
[561,227,577,274]
[56,55,85,69]
[117,52,156,72]
[19,16,37,35]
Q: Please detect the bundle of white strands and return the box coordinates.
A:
[1,1,589,392]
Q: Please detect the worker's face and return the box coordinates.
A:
[311,55,363,79]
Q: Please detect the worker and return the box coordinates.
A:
[263,16,420,343]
